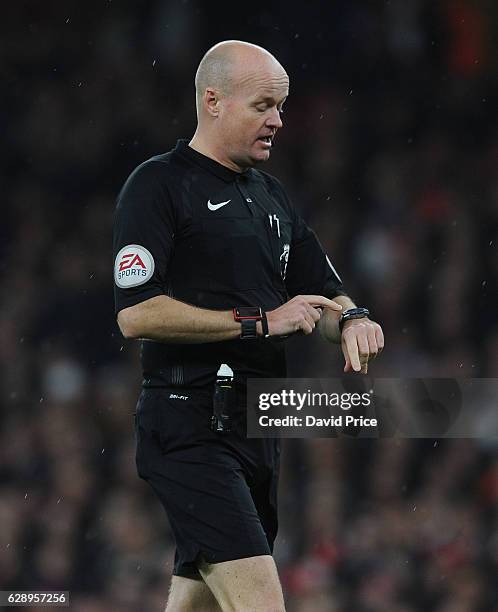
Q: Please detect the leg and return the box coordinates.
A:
[166,575,221,612]
[198,555,285,612]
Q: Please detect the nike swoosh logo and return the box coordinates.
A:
[207,199,231,211]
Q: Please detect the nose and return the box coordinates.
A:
[266,107,283,130]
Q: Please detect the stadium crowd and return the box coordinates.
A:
[1,1,496,610]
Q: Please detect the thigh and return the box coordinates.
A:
[135,389,273,576]
[166,575,221,612]
[198,555,285,612]
[146,457,272,574]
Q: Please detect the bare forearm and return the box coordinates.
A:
[117,295,242,343]
[318,294,356,343]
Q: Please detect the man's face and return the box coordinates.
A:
[217,65,289,170]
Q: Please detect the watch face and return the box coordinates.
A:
[236,307,262,319]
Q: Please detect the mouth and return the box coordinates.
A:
[256,135,274,149]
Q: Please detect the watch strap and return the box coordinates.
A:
[240,318,258,339]
[339,307,370,333]
[261,311,270,338]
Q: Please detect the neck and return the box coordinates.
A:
[189,130,244,173]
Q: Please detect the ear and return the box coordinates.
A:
[203,87,221,118]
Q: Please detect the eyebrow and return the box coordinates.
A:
[254,95,287,106]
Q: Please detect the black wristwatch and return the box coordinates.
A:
[233,307,264,340]
[339,307,370,333]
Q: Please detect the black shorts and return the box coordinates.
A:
[134,387,280,578]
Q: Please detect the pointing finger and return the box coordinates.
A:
[303,295,343,311]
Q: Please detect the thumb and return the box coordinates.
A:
[344,354,351,372]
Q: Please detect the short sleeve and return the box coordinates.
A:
[285,213,345,299]
[113,161,176,314]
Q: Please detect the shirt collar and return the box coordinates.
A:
[174,139,251,182]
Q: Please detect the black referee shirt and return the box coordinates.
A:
[113,139,344,388]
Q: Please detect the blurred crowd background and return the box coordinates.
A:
[1,1,497,610]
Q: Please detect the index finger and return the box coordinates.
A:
[344,331,361,372]
[302,295,343,311]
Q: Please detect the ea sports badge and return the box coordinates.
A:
[114,244,155,288]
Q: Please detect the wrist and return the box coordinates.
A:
[339,307,370,333]
[318,310,342,344]
[233,307,267,340]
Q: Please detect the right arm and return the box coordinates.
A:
[117,295,240,343]
[117,294,343,343]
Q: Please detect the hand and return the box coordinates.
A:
[267,295,343,337]
[341,318,384,374]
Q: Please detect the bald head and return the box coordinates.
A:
[194,40,287,116]
[190,40,289,171]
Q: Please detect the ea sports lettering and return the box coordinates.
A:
[114,244,154,288]
[118,251,147,281]
[119,252,146,273]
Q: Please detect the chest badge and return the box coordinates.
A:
[280,243,290,280]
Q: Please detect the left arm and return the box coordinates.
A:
[274,179,385,374]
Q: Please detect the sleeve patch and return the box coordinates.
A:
[114,244,155,288]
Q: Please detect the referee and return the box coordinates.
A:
[114,40,383,612]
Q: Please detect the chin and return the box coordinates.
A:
[250,150,271,165]
[236,148,270,169]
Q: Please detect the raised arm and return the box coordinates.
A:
[282,196,384,374]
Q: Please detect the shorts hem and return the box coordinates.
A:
[173,549,272,577]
